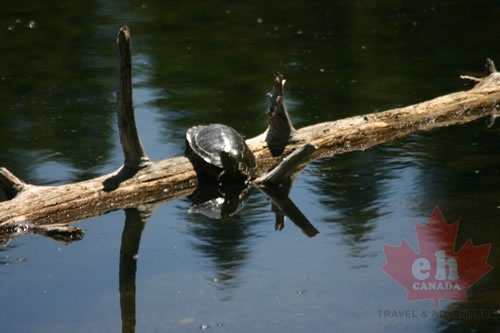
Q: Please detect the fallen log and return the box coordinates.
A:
[0,26,499,243]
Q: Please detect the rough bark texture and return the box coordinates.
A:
[116,26,150,171]
[250,70,500,164]
[0,26,498,242]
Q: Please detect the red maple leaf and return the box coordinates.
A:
[381,206,493,307]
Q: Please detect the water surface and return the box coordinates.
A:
[0,1,499,332]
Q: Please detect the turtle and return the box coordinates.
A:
[185,124,257,184]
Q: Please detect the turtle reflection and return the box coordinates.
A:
[188,183,253,220]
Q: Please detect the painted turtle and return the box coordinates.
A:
[185,124,257,183]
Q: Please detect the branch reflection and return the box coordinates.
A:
[258,178,319,237]
[119,208,149,333]
[188,177,319,237]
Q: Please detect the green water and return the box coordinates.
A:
[0,1,499,332]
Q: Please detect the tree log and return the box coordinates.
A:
[0,27,499,243]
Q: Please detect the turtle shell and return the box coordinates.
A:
[186,124,256,177]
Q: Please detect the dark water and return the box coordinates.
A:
[1,1,499,332]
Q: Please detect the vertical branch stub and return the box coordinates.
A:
[265,73,297,156]
[116,26,150,170]
[485,58,497,74]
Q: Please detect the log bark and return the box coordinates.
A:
[0,27,499,242]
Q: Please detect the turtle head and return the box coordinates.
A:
[218,151,248,186]
[219,151,239,176]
